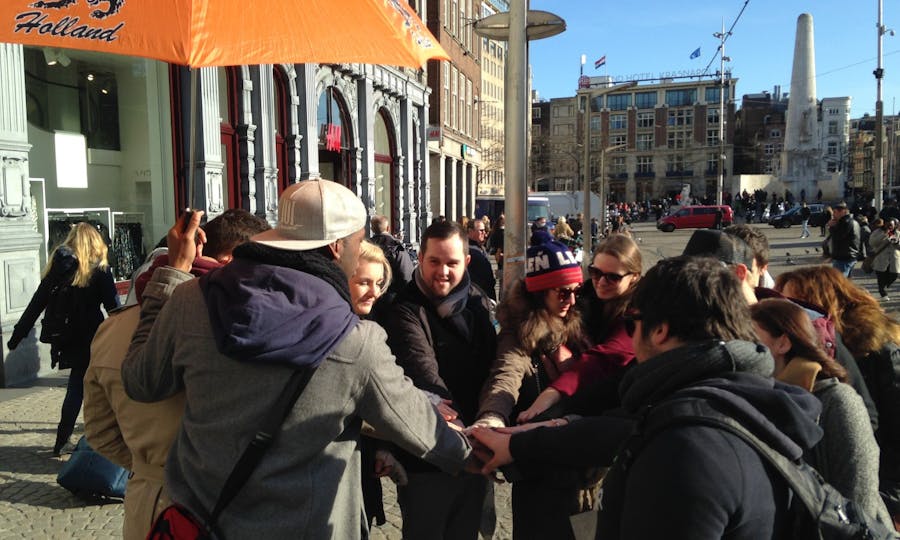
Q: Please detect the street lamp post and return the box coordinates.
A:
[474,2,565,297]
[596,143,627,233]
[578,81,637,271]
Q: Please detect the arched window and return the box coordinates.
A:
[317,87,352,186]
[274,66,292,193]
[374,109,396,224]
[218,67,243,209]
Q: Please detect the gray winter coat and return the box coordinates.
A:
[869,228,900,273]
[122,266,470,539]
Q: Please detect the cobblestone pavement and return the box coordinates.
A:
[0,381,513,539]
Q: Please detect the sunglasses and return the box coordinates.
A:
[588,266,632,283]
[622,310,643,337]
[552,285,581,303]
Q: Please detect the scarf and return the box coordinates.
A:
[413,266,472,319]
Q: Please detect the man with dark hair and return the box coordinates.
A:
[724,223,774,288]
[121,181,471,538]
[682,228,758,305]
[369,214,415,298]
[83,209,270,540]
[466,217,496,300]
[799,202,812,238]
[594,256,823,538]
[828,201,862,276]
[384,220,496,539]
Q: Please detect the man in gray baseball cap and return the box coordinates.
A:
[122,180,472,538]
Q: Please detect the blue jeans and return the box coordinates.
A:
[832,259,856,277]
[801,220,810,237]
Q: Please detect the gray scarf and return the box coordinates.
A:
[413,266,472,319]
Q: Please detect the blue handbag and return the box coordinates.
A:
[56,436,129,499]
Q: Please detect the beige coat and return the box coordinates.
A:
[83,305,185,540]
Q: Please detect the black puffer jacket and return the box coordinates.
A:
[9,246,118,370]
[829,214,862,261]
[860,343,900,514]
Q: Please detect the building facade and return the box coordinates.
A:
[0,38,433,384]
[849,114,900,201]
[530,77,737,203]
[426,0,482,222]
[476,0,507,197]
[734,87,788,177]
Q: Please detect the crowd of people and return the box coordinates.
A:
[12,180,900,539]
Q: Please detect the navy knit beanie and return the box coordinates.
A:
[525,234,582,292]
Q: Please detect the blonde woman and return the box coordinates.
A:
[349,240,392,318]
[8,222,119,455]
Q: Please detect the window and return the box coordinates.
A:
[590,116,601,132]
[443,63,450,126]
[705,87,721,103]
[668,108,693,126]
[707,153,718,172]
[466,78,472,135]
[552,124,574,136]
[531,125,541,137]
[450,0,457,35]
[590,136,601,150]
[707,129,719,147]
[636,155,653,173]
[668,130,689,150]
[637,132,653,151]
[707,108,720,125]
[827,141,838,156]
[607,94,631,111]
[665,89,696,107]
[611,134,626,147]
[451,66,458,129]
[610,114,627,131]
[611,156,627,175]
[532,107,541,119]
[635,91,656,109]
[667,155,686,172]
[770,128,781,139]
[764,143,775,155]
[828,121,838,135]
[637,112,654,128]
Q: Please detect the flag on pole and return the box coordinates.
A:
[594,55,606,69]
[690,47,701,59]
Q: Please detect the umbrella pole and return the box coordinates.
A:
[186,67,198,212]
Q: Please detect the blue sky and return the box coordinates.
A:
[528,0,899,117]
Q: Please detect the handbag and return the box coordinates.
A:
[146,366,318,540]
[862,242,891,274]
[56,436,129,499]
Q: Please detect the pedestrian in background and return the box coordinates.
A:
[827,202,862,277]
[8,223,119,456]
[799,202,812,238]
[869,218,900,301]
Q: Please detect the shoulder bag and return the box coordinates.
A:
[146,366,318,540]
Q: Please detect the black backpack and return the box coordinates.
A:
[39,272,77,347]
[619,390,895,540]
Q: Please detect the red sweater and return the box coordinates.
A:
[551,318,635,396]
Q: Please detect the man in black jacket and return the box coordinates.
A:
[370,214,415,299]
[828,201,862,276]
[466,217,496,300]
[384,220,496,539]
[472,256,823,539]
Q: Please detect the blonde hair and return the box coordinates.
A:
[44,222,109,287]
[357,240,392,293]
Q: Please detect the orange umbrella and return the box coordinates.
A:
[0,0,448,68]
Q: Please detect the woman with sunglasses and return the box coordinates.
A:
[476,231,590,539]
[514,234,643,422]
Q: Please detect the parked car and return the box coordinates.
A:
[768,203,827,228]
[657,205,734,232]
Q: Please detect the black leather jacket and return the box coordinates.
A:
[829,214,862,261]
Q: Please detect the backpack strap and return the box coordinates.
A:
[205,365,319,530]
[642,397,826,522]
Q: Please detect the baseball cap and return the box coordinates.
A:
[833,201,848,210]
[252,179,367,251]
[682,229,755,268]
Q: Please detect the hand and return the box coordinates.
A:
[468,427,513,474]
[374,450,408,486]
[516,408,538,424]
[436,399,459,422]
[496,418,568,435]
[167,210,206,273]
[6,339,16,351]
